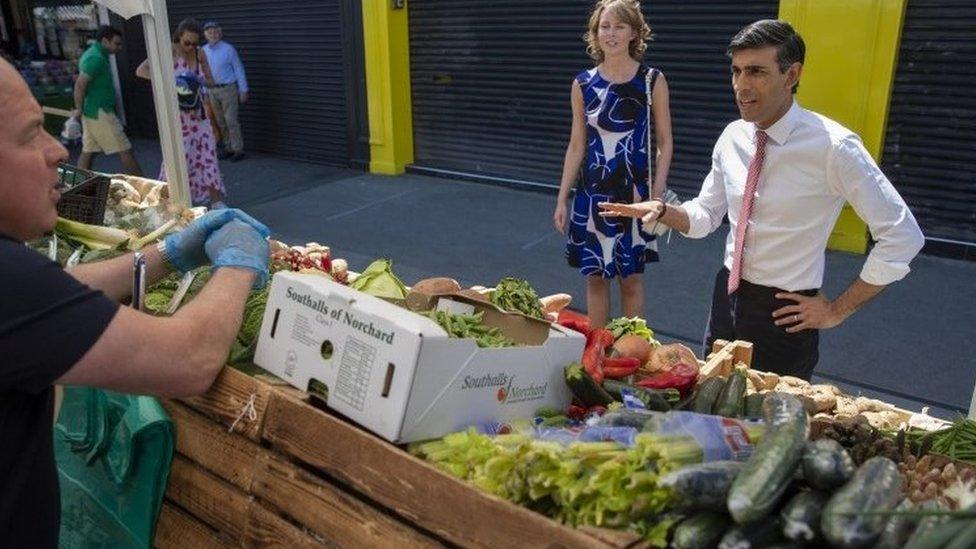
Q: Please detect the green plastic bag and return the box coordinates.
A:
[54,387,174,548]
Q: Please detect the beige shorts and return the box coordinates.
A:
[82,111,132,155]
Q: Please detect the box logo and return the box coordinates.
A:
[462,373,547,405]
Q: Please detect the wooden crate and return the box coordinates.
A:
[156,367,649,548]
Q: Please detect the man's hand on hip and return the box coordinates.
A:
[772,291,845,333]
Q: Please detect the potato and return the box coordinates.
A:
[855,396,895,413]
[412,277,461,295]
[780,375,810,388]
[456,288,490,303]
[761,372,780,391]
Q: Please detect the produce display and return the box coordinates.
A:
[33,169,969,547]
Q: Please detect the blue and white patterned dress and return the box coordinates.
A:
[566,64,660,278]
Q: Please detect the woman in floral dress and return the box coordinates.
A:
[137,18,226,207]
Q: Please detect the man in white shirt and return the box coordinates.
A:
[598,20,924,379]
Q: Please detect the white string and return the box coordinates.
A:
[228,393,258,434]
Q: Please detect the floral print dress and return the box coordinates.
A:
[159,54,225,206]
[565,64,661,278]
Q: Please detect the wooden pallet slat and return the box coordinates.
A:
[179,367,272,441]
[166,455,252,545]
[154,503,229,549]
[252,451,443,548]
[260,388,633,549]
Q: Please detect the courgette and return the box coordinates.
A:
[781,490,828,545]
[945,520,976,549]
[743,393,765,418]
[802,438,855,491]
[660,461,745,512]
[905,518,968,549]
[672,511,732,549]
[719,517,787,549]
[728,394,809,524]
[692,377,726,413]
[602,379,675,411]
[714,369,748,417]
[821,456,902,548]
[597,408,656,429]
[876,499,920,549]
[564,362,613,407]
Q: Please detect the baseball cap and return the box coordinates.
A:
[203,21,220,30]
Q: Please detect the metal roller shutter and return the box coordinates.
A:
[408,1,777,196]
[164,0,362,165]
[881,0,976,251]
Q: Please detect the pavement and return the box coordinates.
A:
[77,139,976,418]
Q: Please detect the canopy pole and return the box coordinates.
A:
[91,0,191,207]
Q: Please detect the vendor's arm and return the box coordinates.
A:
[66,244,171,301]
[772,136,924,333]
[56,267,255,397]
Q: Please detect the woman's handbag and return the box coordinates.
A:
[645,67,681,237]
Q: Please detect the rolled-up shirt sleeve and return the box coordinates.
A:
[682,140,729,239]
[830,136,925,286]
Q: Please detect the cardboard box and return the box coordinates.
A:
[254,272,585,443]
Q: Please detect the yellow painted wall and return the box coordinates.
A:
[362,1,414,174]
[779,0,907,253]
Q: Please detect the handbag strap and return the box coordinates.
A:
[645,66,660,192]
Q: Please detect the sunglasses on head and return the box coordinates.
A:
[182,40,198,47]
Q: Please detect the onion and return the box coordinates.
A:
[643,343,699,374]
[612,334,653,365]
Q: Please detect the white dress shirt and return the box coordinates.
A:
[682,101,924,292]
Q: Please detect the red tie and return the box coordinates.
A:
[728,129,769,295]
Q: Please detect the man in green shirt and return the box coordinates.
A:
[71,26,142,175]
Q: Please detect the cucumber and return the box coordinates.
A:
[564,363,613,407]
[728,394,809,524]
[692,377,726,413]
[875,498,919,549]
[905,518,968,549]
[714,369,748,417]
[763,392,808,427]
[781,490,829,545]
[660,461,745,512]
[597,408,656,429]
[672,511,732,549]
[903,500,951,549]
[802,438,855,491]
[821,456,902,548]
[719,517,786,549]
[945,520,976,549]
[743,393,765,418]
[602,379,674,411]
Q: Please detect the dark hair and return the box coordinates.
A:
[95,26,122,42]
[172,18,203,44]
[727,19,805,93]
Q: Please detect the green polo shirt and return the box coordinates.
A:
[78,42,116,119]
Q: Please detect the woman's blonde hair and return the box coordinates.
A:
[584,0,653,63]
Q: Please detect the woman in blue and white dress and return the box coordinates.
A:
[554,0,673,328]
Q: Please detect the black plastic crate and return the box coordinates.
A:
[56,163,109,225]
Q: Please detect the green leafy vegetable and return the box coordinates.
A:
[350,258,408,300]
[606,316,657,343]
[489,277,545,319]
[423,310,515,348]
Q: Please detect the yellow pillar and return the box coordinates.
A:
[362,0,414,174]
[779,0,907,253]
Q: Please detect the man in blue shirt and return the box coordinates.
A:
[203,21,248,162]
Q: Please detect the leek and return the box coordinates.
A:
[56,217,132,250]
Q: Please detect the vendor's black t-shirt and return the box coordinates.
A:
[0,234,119,547]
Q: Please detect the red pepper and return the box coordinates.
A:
[602,357,641,380]
[586,405,607,417]
[557,309,591,336]
[580,328,614,385]
[636,362,700,397]
[567,404,588,420]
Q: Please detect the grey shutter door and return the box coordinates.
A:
[881,0,976,251]
[408,1,777,196]
[165,0,358,165]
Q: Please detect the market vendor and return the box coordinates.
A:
[0,57,271,547]
[597,20,924,380]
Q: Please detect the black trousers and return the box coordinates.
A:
[703,267,820,380]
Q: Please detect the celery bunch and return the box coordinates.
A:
[412,428,704,545]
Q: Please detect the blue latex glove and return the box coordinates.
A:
[204,219,270,288]
[163,209,270,272]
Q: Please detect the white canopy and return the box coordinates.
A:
[93,0,190,207]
